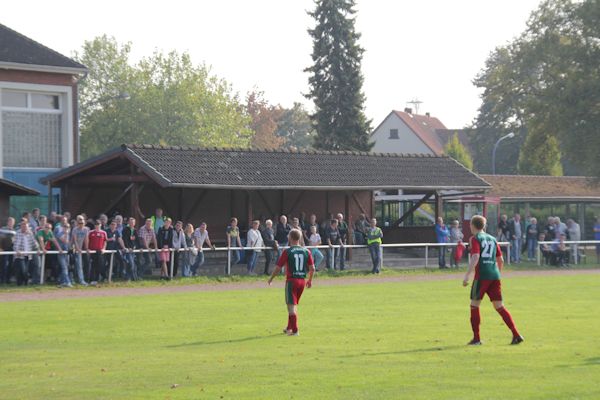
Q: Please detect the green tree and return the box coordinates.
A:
[517,122,563,175]
[471,0,600,177]
[444,133,474,170]
[75,36,252,159]
[305,0,372,151]
[246,91,285,149]
[275,102,316,150]
[469,45,526,174]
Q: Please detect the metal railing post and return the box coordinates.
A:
[425,245,428,268]
[40,253,46,285]
[227,249,231,276]
[108,252,114,283]
[506,244,511,265]
[169,250,175,279]
[537,244,541,266]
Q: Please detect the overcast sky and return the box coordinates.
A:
[3,0,542,128]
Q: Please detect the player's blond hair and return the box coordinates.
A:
[289,228,302,242]
[471,215,487,231]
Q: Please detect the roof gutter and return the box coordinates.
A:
[168,183,491,191]
[0,61,87,75]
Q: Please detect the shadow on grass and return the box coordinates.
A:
[166,333,282,348]
[583,357,600,366]
[339,345,464,358]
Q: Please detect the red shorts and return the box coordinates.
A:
[470,279,502,301]
[285,278,306,305]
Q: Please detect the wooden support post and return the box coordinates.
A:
[280,190,285,216]
[345,193,352,260]
[256,191,275,218]
[351,193,369,218]
[325,191,330,217]
[578,204,585,240]
[230,190,235,218]
[103,183,134,216]
[246,191,253,226]
[434,191,443,221]
[184,190,208,221]
[287,191,306,216]
[130,183,139,221]
[178,188,184,221]
[151,186,170,214]
[395,192,434,226]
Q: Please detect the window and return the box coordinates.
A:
[1,90,61,110]
[1,89,63,168]
[389,129,399,139]
[2,90,27,108]
[31,94,60,110]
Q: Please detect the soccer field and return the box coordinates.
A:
[1,273,599,399]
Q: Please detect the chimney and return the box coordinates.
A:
[425,112,430,117]
[404,107,412,114]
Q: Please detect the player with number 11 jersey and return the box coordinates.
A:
[268,229,315,336]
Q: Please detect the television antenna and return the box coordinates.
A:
[406,98,423,115]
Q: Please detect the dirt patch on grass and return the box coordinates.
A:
[1,269,598,303]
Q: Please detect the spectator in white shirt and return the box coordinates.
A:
[308,225,325,271]
[13,220,40,286]
[246,220,264,275]
[192,222,214,276]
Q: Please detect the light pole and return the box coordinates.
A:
[492,132,515,175]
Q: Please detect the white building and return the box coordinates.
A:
[370,109,447,155]
[0,23,87,214]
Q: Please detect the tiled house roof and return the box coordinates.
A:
[392,111,447,155]
[42,144,490,191]
[0,23,86,71]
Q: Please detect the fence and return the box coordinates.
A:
[536,240,600,266]
[1,240,597,284]
[0,241,515,283]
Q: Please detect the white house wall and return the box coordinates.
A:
[370,113,434,155]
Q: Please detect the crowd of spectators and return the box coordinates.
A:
[0,207,383,287]
[434,213,594,269]
[497,213,585,267]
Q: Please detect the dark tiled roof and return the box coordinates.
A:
[0,23,86,71]
[481,175,600,200]
[43,145,490,191]
[0,178,39,196]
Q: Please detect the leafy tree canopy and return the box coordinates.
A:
[75,36,252,159]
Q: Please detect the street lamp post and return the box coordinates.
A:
[492,132,515,175]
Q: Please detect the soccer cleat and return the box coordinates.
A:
[288,331,299,336]
[283,328,292,335]
[467,339,482,346]
[511,335,524,345]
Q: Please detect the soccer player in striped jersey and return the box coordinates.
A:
[268,228,315,336]
[463,215,524,345]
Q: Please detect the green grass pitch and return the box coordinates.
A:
[1,273,599,399]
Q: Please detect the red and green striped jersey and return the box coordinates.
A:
[277,245,314,279]
[469,232,502,280]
